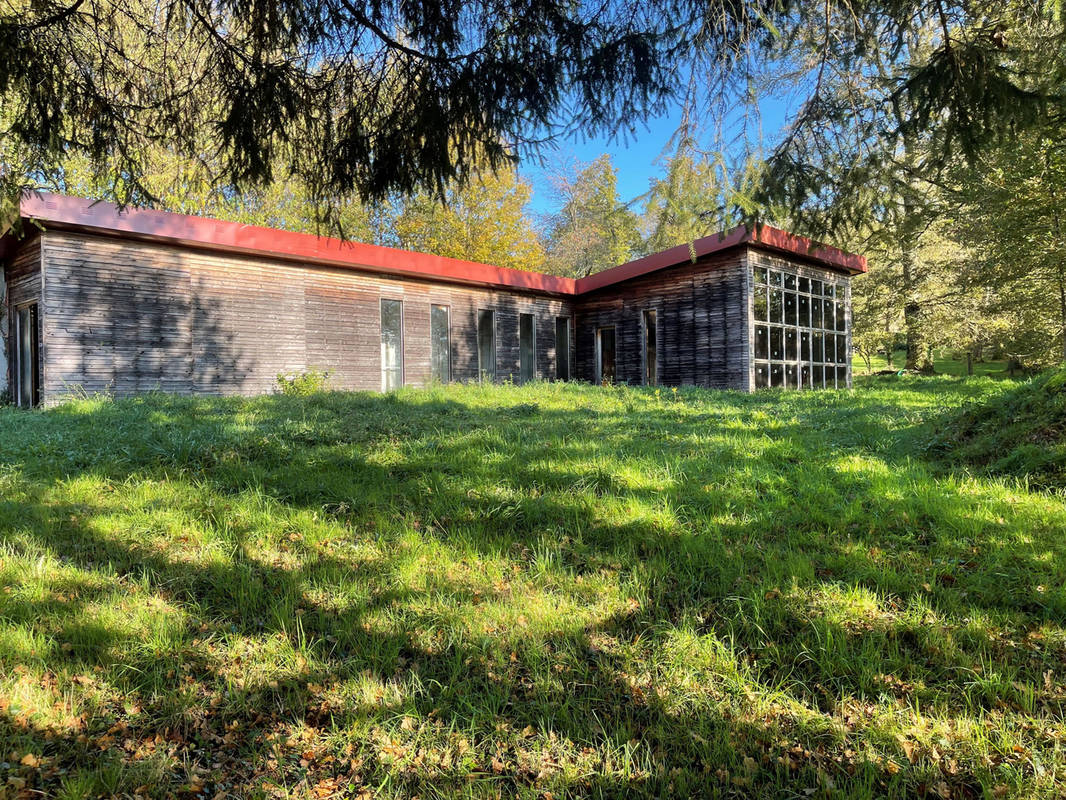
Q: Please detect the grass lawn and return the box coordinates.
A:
[2,377,1065,799]
[853,350,1012,378]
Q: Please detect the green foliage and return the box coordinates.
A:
[392,166,546,272]
[1,379,1065,798]
[928,365,1066,489]
[275,368,332,396]
[543,155,642,276]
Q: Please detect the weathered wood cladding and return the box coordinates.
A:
[3,237,42,394]
[573,251,751,389]
[36,231,575,401]
[2,227,857,402]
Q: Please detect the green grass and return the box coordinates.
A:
[928,366,1066,490]
[853,349,1011,378]
[2,377,1065,799]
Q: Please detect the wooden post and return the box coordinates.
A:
[967,352,973,376]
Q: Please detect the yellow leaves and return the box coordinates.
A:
[19,753,40,768]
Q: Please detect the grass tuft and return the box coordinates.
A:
[1,377,1064,798]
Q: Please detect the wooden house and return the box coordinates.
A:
[1,193,866,407]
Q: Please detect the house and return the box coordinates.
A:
[0,193,866,407]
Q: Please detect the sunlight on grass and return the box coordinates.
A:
[1,377,1065,798]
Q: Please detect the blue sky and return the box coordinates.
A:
[518,92,796,217]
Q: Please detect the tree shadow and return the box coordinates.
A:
[0,384,1061,797]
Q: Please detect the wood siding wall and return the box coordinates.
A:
[3,237,42,394]
[2,230,857,402]
[37,231,575,402]
[573,251,751,389]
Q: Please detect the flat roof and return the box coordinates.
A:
[10,193,866,295]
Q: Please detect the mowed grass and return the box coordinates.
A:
[1,377,1065,799]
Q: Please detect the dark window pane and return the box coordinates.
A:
[811,297,823,329]
[801,365,811,389]
[784,273,796,290]
[381,299,404,391]
[431,304,450,383]
[811,279,823,296]
[811,365,824,388]
[770,270,783,287]
[478,310,496,381]
[771,363,784,387]
[519,313,535,383]
[770,326,783,360]
[754,266,768,285]
[755,362,769,388]
[837,334,848,364]
[836,301,846,332]
[753,286,768,321]
[824,282,835,298]
[812,332,824,363]
[784,292,797,326]
[798,294,810,327]
[555,317,570,380]
[785,328,797,360]
[837,366,849,387]
[798,276,810,294]
[800,330,811,361]
[770,290,783,323]
[785,364,797,388]
[755,325,769,360]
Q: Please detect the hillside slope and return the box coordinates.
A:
[929,366,1066,489]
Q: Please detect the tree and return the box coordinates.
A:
[542,155,641,277]
[4,0,1065,231]
[391,167,545,272]
[639,143,724,253]
[950,132,1066,367]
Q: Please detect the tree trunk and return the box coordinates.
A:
[901,246,930,372]
[1058,265,1066,363]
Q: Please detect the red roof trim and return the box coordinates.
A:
[573,224,866,294]
[15,193,865,296]
[17,192,577,295]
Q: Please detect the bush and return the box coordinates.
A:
[276,368,332,396]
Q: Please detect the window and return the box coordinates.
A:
[752,266,849,390]
[596,327,616,384]
[380,299,403,391]
[519,313,535,383]
[13,303,40,408]
[478,310,496,382]
[642,309,657,386]
[430,304,450,384]
[555,317,570,381]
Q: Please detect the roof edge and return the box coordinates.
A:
[573,223,866,295]
[13,193,866,297]
[16,192,578,295]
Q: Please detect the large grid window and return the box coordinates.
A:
[752,266,849,389]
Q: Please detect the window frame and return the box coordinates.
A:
[595,325,617,384]
[430,303,451,384]
[477,308,496,383]
[380,298,405,391]
[554,316,571,381]
[518,312,536,384]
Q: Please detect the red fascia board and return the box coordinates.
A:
[573,224,866,295]
[750,225,867,275]
[17,192,578,295]
[14,193,865,297]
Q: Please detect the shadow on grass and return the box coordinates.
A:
[0,383,1061,798]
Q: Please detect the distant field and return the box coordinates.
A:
[2,378,1064,799]
[853,348,1012,377]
